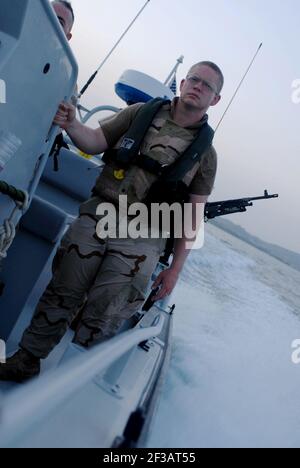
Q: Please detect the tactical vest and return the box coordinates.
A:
[93,98,215,205]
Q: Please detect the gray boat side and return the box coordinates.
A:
[0,0,173,448]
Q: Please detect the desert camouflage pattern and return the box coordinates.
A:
[21,198,165,358]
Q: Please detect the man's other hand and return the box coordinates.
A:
[152,269,179,301]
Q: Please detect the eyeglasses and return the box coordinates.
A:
[186,75,218,95]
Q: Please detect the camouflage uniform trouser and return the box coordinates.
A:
[20,198,165,359]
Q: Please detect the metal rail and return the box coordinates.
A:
[0,313,165,447]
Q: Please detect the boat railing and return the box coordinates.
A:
[0,312,165,447]
[77,104,120,124]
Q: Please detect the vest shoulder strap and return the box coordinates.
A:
[111,97,169,166]
[162,122,214,183]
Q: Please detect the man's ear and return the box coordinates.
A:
[179,79,185,92]
[211,94,221,106]
[67,32,72,41]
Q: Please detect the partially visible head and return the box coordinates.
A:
[52,1,74,41]
[180,61,224,112]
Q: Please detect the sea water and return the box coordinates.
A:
[147,223,300,448]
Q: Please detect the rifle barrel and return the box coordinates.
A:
[205,191,279,221]
[245,193,279,202]
[208,193,278,207]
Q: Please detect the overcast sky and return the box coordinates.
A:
[68,0,299,253]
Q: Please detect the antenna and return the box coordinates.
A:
[215,43,263,133]
[164,55,184,86]
[78,1,151,99]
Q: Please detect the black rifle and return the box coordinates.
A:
[205,190,278,220]
[160,190,279,266]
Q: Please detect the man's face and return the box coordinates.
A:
[52,2,73,41]
[179,65,221,112]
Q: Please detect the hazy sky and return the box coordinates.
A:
[69,0,299,253]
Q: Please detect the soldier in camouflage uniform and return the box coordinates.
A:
[0,61,223,381]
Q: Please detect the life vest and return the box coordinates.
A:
[93,97,216,211]
[97,98,215,264]
[102,98,215,193]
